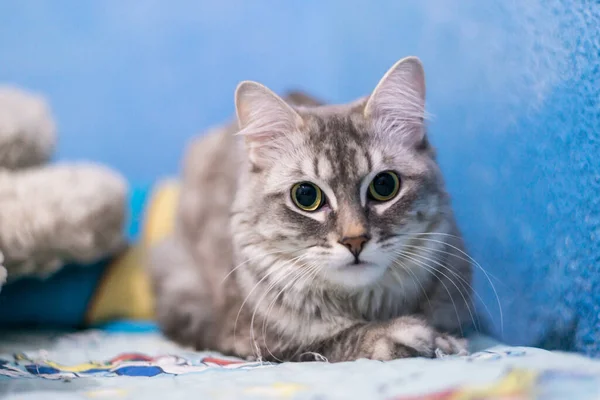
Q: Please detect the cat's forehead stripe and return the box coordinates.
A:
[316,156,334,181]
[303,113,372,187]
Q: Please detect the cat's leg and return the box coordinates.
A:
[148,235,215,348]
[299,316,467,362]
[149,128,239,350]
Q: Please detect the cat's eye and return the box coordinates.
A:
[291,182,324,212]
[368,171,400,202]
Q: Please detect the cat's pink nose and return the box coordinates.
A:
[339,235,370,257]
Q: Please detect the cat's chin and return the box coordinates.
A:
[321,262,388,290]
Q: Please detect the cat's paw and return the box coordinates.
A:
[367,316,467,360]
[433,333,468,358]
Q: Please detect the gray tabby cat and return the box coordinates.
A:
[148,56,473,362]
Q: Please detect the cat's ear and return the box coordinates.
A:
[364,56,427,147]
[235,81,303,167]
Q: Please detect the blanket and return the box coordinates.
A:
[1,330,599,399]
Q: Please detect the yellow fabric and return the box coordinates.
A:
[141,180,180,247]
[449,369,538,399]
[86,180,180,324]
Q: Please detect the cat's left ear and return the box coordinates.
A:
[235,81,303,167]
[364,56,427,147]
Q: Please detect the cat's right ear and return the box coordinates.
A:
[364,57,427,148]
[235,81,303,167]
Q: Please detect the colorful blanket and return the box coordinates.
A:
[1,331,599,399]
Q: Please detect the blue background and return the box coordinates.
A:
[1,1,599,354]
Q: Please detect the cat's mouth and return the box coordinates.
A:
[344,261,376,268]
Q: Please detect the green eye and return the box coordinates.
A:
[291,182,324,211]
[368,171,400,202]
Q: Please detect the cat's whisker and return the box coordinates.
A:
[401,238,496,312]
[398,232,504,286]
[257,259,311,350]
[391,258,432,309]
[261,261,320,361]
[397,234,504,334]
[394,251,467,337]
[402,243,482,275]
[399,231,462,240]
[233,254,303,354]
[248,254,308,360]
[221,249,288,285]
[404,251,482,338]
[265,261,322,361]
[261,262,315,338]
[223,244,319,286]
[400,246,475,298]
[252,260,309,361]
[398,249,480,332]
[285,262,324,361]
[400,244,493,332]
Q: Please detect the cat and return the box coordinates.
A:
[148,56,473,362]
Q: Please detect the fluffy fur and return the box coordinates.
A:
[149,57,473,362]
[0,86,127,283]
[0,86,56,169]
[0,163,127,278]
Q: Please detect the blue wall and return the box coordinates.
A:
[1,1,598,354]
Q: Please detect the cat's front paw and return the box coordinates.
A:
[367,316,467,360]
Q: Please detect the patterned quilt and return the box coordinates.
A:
[1,331,599,399]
